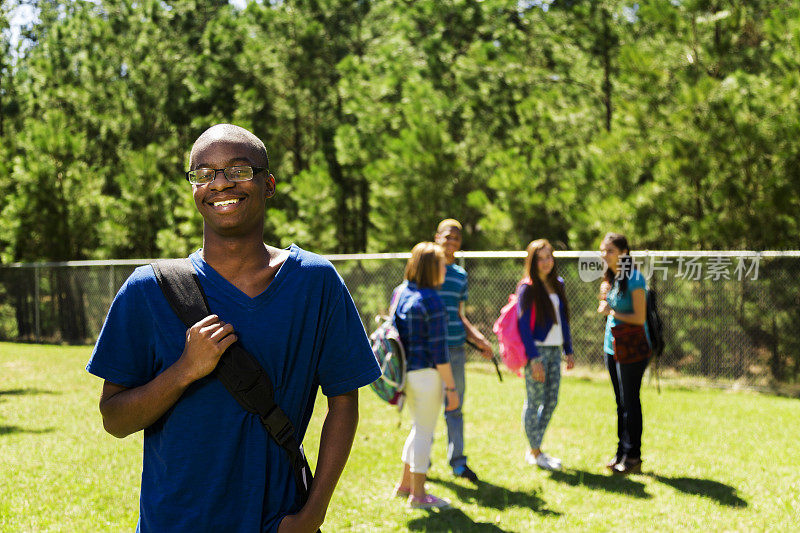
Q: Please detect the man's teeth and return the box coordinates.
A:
[212,199,240,206]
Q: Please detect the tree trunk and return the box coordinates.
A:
[601,7,613,132]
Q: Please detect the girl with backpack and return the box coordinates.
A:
[518,239,575,471]
[392,242,460,509]
[598,232,651,475]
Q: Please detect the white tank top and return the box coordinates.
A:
[536,293,564,347]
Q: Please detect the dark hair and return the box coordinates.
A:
[602,232,631,295]
[189,124,270,170]
[521,239,569,324]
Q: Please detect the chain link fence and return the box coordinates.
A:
[1,251,798,387]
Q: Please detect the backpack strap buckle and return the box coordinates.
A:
[260,406,295,448]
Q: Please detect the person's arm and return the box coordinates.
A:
[600,288,646,326]
[459,302,493,359]
[98,314,237,438]
[557,284,575,370]
[429,296,460,410]
[516,285,539,359]
[279,390,360,533]
[436,362,460,411]
[516,285,544,381]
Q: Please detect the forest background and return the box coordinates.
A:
[1,0,799,263]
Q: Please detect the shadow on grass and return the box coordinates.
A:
[427,476,560,516]
[647,474,748,507]
[0,425,54,435]
[547,468,651,499]
[407,508,509,532]
[0,388,58,397]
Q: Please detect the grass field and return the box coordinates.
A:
[1,342,798,532]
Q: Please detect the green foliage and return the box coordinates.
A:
[1,0,799,261]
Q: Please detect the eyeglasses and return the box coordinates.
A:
[185,166,267,185]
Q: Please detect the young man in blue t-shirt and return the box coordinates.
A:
[86,124,381,532]
[434,219,493,483]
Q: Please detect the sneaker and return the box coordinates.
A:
[453,465,479,483]
[392,485,411,498]
[535,452,561,471]
[408,493,452,509]
[539,452,562,469]
[613,456,642,475]
[525,451,562,470]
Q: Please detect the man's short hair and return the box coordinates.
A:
[189,124,269,170]
[436,218,463,234]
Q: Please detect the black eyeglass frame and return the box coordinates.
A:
[185,166,268,184]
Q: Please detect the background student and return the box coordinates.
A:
[434,219,494,483]
[517,239,575,471]
[393,242,460,509]
[598,232,651,475]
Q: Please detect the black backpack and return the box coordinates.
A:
[646,287,665,391]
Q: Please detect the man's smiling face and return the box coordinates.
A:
[190,138,274,239]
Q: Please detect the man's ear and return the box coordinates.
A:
[265,174,276,198]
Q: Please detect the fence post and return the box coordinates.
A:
[34,265,41,342]
[109,264,115,302]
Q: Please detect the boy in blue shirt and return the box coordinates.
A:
[434,219,493,483]
[86,124,381,532]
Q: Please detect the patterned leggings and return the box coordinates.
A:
[522,345,563,450]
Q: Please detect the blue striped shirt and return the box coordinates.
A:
[437,263,468,346]
[393,282,450,371]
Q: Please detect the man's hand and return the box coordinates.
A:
[444,389,460,411]
[98,313,237,439]
[472,337,494,360]
[178,314,237,382]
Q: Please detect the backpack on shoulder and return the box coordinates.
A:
[368,286,407,410]
[492,280,534,377]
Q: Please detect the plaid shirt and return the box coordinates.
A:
[393,281,449,371]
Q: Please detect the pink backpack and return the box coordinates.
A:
[492,279,534,377]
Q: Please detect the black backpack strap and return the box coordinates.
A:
[151,259,313,503]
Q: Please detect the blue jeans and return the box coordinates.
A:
[444,344,468,470]
[605,353,649,459]
[522,345,563,450]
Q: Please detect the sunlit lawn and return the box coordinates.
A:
[1,342,798,532]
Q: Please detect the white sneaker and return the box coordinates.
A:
[534,452,561,471]
[540,452,562,469]
[525,451,562,470]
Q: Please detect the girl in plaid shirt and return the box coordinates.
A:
[392,242,460,509]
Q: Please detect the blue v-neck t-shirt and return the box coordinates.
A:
[86,245,380,532]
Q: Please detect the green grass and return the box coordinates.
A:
[1,342,798,532]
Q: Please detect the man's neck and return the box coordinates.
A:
[200,233,289,298]
[201,232,272,274]
[445,254,456,265]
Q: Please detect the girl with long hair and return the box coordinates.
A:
[598,232,650,475]
[518,239,575,470]
[393,242,460,509]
